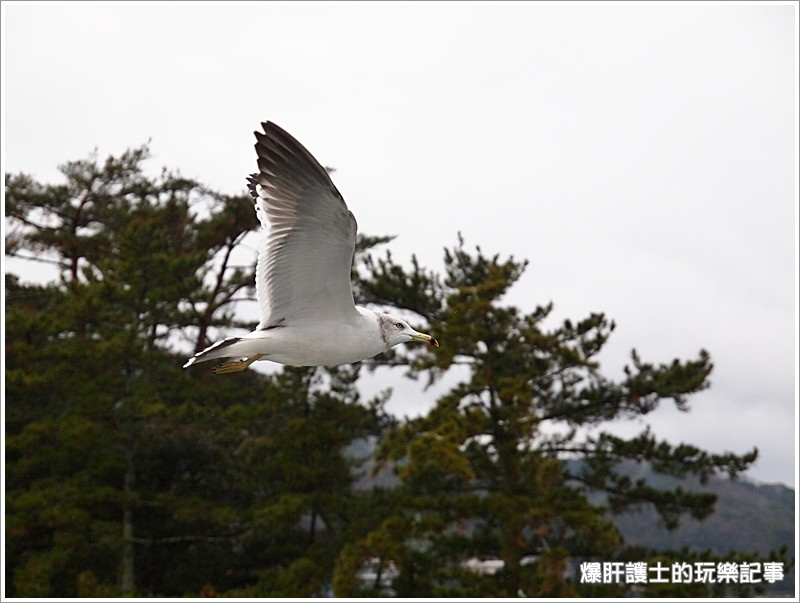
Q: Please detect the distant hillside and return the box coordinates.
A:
[610,462,794,558]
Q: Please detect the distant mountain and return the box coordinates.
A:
[610,462,794,558]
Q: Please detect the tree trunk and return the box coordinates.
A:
[121,457,135,594]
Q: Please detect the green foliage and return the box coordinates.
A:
[4,148,387,596]
[336,236,771,597]
[5,147,786,597]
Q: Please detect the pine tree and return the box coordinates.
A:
[5,147,255,595]
[334,236,767,597]
[5,147,395,596]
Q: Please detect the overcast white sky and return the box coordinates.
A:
[2,2,797,487]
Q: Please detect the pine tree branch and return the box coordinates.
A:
[5,251,63,266]
[128,533,242,545]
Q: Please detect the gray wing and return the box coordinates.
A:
[247,121,359,329]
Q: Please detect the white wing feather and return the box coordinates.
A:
[246,122,359,329]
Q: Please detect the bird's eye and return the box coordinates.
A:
[395,322,404,329]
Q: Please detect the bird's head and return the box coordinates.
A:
[378,313,439,350]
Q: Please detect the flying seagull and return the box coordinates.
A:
[184,121,439,374]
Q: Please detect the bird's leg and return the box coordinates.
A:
[211,354,265,375]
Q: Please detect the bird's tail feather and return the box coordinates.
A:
[183,337,244,368]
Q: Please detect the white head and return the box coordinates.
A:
[377,313,439,350]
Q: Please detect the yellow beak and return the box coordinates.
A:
[411,332,439,348]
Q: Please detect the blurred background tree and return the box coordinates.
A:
[4,148,389,596]
[336,239,766,596]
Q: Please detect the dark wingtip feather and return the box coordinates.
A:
[251,122,342,197]
[246,173,259,200]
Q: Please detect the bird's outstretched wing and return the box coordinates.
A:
[247,121,359,329]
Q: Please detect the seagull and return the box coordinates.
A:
[184,121,438,374]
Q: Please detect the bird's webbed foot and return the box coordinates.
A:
[211,354,264,374]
